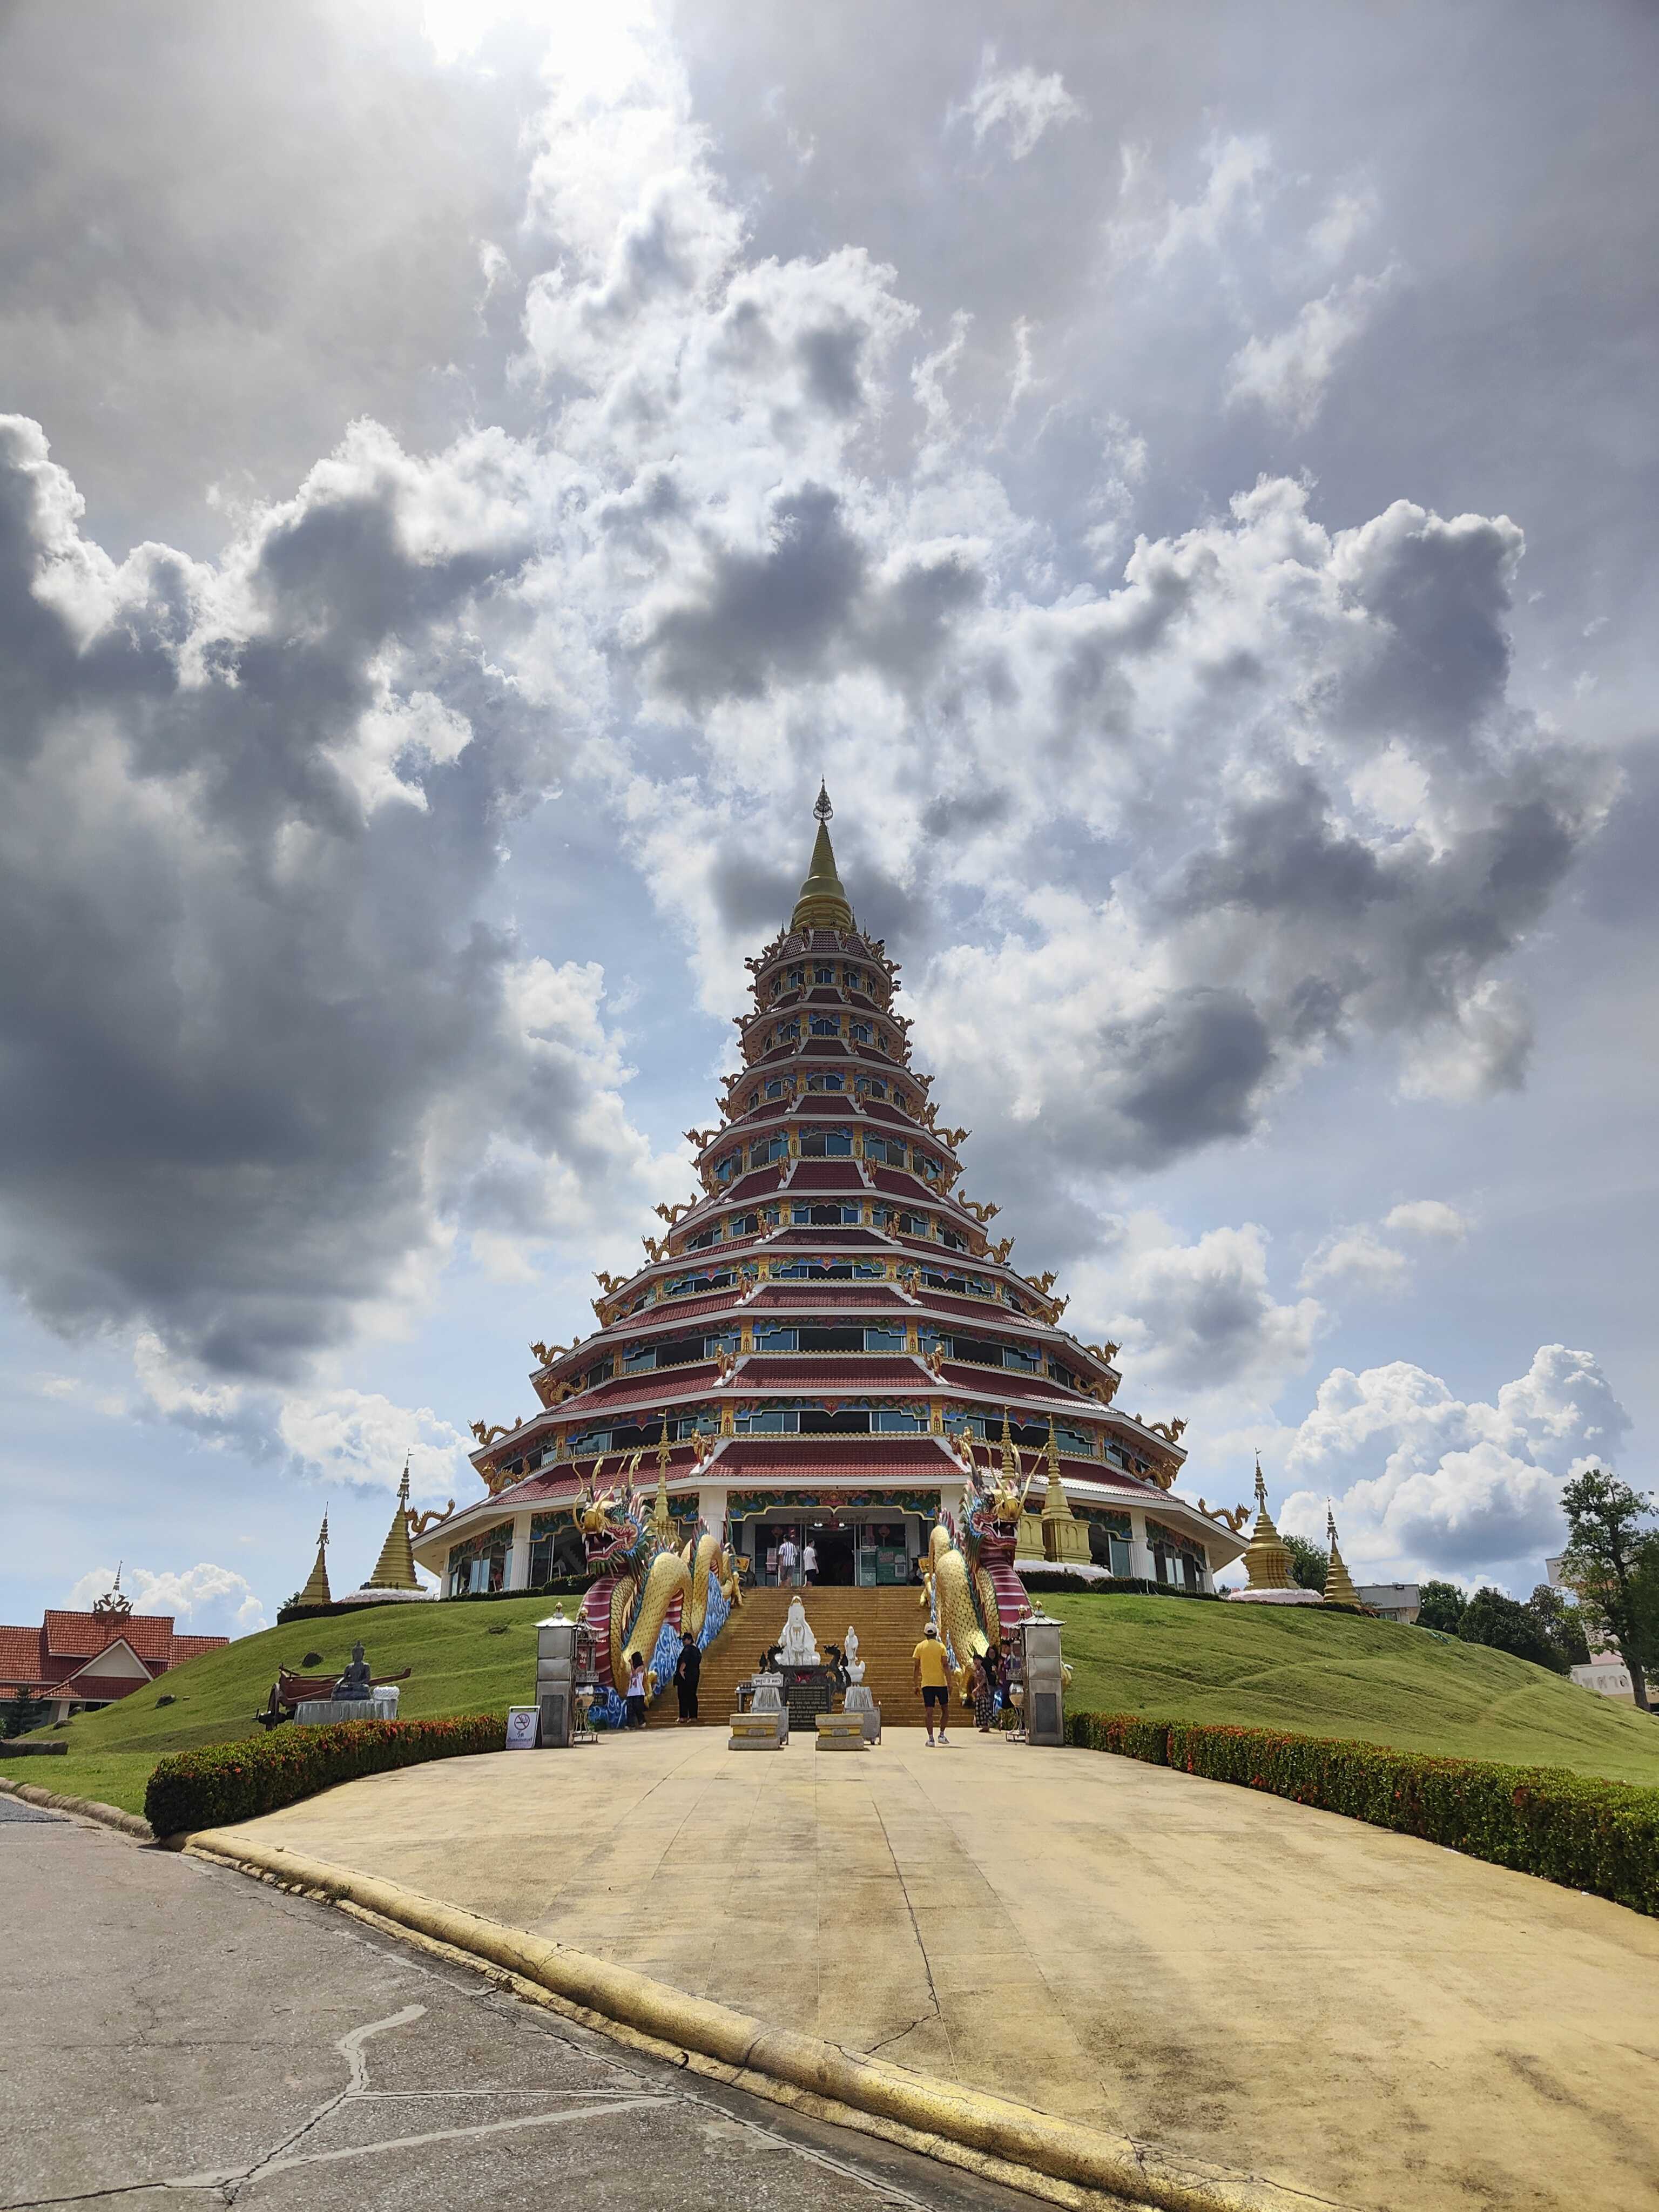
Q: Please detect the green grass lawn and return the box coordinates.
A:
[7,1589,1657,1818]
[0,1598,556,1814]
[1047,1593,1659,1784]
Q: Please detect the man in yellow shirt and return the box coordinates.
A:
[912,1627,952,1745]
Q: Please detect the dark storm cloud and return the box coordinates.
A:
[1107,991,1277,1165]
[643,485,986,710]
[0,419,598,1377]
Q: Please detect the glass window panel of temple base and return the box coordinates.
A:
[790,1202,860,1225]
[446,1522,515,1596]
[865,1324,905,1351]
[770,1258,885,1280]
[666,1267,736,1297]
[946,1407,1095,1455]
[1147,1518,1208,1590]
[806,1071,844,1090]
[854,1075,887,1098]
[798,1128,853,1157]
[764,1078,787,1100]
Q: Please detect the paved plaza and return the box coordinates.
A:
[4,1797,1038,2212]
[205,1728,1659,2212]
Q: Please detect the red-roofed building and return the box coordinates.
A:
[0,1587,227,1725]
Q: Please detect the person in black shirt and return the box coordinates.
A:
[674,1631,702,1724]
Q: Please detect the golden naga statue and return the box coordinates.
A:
[1082,1341,1121,1365]
[654,1199,694,1226]
[476,1459,516,1497]
[592,1269,626,1295]
[1028,1271,1058,1296]
[937,1125,970,1148]
[407,1501,455,1536]
[530,1339,574,1367]
[469,1419,518,1448]
[1199,1499,1251,1533]
[990,1236,1015,1264]
[642,1233,670,1263]
[958,1196,1001,1223]
[1148,1418,1188,1444]
[574,1467,742,1711]
[683,1127,718,1150]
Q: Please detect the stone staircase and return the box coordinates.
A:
[648,1584,940,1728]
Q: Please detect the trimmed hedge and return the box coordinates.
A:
[145,1714,505,1837]
[1067,1710,1659,1917]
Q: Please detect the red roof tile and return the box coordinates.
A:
[786,1161,864,1189]
[168,1635,230,1664]
[42,1610,175,1662]
[750,1286,895,1309]
[0,1625,43,1683]
[939,1363,1060,1401]
[730,1167,784,1199]
[871,1169,929,1199]
[575,1361,717,1404]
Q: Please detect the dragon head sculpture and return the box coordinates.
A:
[575,1467,648,1573]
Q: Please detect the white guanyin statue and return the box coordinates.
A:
[842,1622,874,1713]
[778,1595,819,1665]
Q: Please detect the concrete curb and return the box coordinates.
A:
[0,1775,152,1839]
[185,1827,1347,2212]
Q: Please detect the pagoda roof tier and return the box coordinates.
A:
[748,1285,898,1309]
[711,1438,956,1482]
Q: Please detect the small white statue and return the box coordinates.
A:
[844,1625,860,1667]
[778,1596,819,1664]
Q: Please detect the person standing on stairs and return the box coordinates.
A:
[777,1532,799,1587]
[674,1631,701,1724]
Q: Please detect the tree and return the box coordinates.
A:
[1415,1580,1467,1634]
[1283,1534,1328,1591]
[1526,1583,1591,1670]
[1457,1586,1563,1671]
[1560,1469,1659,1711]
[1,1687,51,1739]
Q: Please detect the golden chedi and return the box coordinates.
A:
[1229,1458,1324,1606]
[1323,1507,1362,1608]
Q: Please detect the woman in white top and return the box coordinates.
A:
[625,1653,648,1729]
[802,1539,818,1586]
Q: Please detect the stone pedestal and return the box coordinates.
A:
[816,1712,868,1750]
[729,1711,786,1750]
[843,1684,881,1742]
[295,1687,400,1727]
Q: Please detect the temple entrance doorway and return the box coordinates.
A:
[811,1528,856,1586]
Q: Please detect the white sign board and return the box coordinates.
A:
[504,1705,540,1750]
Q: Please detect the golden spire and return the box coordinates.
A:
[650,1426,675,1551]
[789,784,854,933]
[1323,1505,1361,1608]
[1000,1405,1017,1482]
[1240,1454,1296,1592]
[1040,1416,1075,1524]
[364,1461,421,1591]
[297,1510,333,1608]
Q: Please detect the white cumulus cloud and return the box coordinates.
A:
[954,50,1082,161]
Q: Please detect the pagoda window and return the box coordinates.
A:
[713,1154,739,1183]
[915,1152,943,1178]
[1048,1360,1082,1390]
[849,1021,872,1042]
[797,1325,864,1352]
[764,1136,789,1162]
[800,1406,872,1433]
[938,1229,965,1252]
[727,1212,759,1237]
[622,1344,658,1372]
[685,1226,720,1250]
[764,1078,787,1100]
[810,1015,840,1036]
[646,1337,705,1368]
[771,1258,883,1280]
[1003,1344,1041,1372]
[854,1076,888,1098]
[753,1324,797,1350]
[806,1071,844,1091]
[897,1212,930,1237]
[864,1325,905,1351]
[775,1021,800,1044]
[786,967,804,986]
[873,1407,927,1432]
[666,1269,735,1297]
[813,964,835,982]
[738,1407,798,1433]
[922,1267,993,1297]
[703,1330,741,1358]
[845,968,866,990]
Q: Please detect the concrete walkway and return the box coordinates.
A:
[213,1728,1659,2212]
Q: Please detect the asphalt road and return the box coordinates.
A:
[2,1797,1037,2212]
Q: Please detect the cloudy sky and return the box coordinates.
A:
[2,0,1653,1636]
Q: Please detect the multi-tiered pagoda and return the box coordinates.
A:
[412,795,1246,1653]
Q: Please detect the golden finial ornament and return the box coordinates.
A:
[790,785,854,933]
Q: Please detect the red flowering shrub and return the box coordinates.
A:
[1067,1710,1659,1917]
[145,1714,505,1836]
